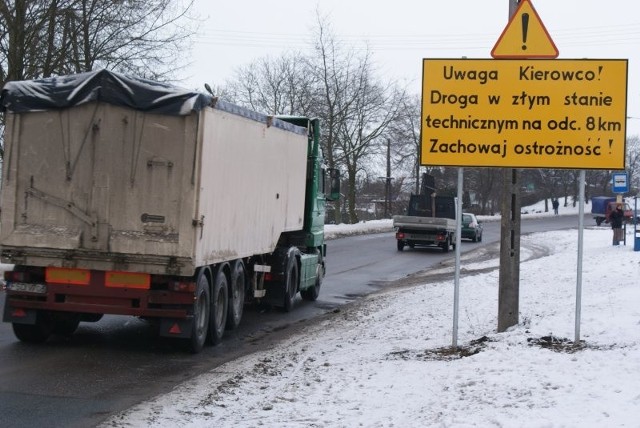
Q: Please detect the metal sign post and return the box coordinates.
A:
[452,168,463,348]
[575,170,585,343]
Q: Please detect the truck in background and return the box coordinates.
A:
[393,194,457,252]
[591,196,633,226]
[0,70,340,353]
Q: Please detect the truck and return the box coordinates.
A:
[591,196,633,226]
[393,194,457,252]
[0,70,340,353]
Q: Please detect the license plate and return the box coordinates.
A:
[7,282,47,294]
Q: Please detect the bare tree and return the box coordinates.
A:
[0,0,195,159]
[387,94,422,195]
[555,169,579,207]
[335,64,402,223]
[626,136,640,193]
[465,168,502,215]
[0,0,195,86]
[306,15,357,223]
[225,53,316,116]
[308,13,410,223]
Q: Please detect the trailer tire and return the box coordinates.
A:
[208,268,228,345]
[80,313,103,323]
[441,237,450,253]
[189,272,211,353]
[226,260,246,330]
[282,252,299,312]
[397,240,404,251]
[12,311,53,343]
[52,313,81,336]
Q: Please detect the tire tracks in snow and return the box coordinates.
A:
[378,238,553,290]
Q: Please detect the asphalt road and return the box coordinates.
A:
[0,213,586,428]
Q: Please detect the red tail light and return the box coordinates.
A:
[168,280,196,293]
[11,308,27,318]
[5,271,30,282]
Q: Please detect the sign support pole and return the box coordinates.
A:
[498,0,522,333]
[453,168,463,348]
[575,170,585,343]
[498,168,521,331]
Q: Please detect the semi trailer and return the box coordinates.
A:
[0,70,339,353]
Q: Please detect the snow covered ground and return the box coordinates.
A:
[101,199,640,427]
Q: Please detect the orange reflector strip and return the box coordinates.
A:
[46,267,90,285]
[105,271,150,289]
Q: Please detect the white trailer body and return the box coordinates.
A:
[0,101,308,276]
[196,106,307,267]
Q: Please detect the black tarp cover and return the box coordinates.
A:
[0,69,213,116]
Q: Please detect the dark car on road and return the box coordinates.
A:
[462,213,483,242]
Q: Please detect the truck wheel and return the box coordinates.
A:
[189,272,211,353]
[441,238,450,253]
[52,313,81,336]
[208,268,228,345]
[397,240,405,251]
[301,262,322,302]
[226,260,246,330]
[282,253,299,312]
[80,313,103,322]
[12,311,53,343]
[596,217,603,226]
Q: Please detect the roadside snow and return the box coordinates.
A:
[101,198,640,427]
[323,195,591,239]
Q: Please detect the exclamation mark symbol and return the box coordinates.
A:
[521,13,529,50]
[609,139,613,154]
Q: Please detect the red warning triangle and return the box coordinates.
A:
[491,0,558,59]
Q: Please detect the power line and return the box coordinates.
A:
[194,23,640,52]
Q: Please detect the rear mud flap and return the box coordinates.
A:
[2,299,38,324]
[263,281,286,306]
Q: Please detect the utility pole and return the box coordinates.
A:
[379,139,393,218]
[498,0,522,332]
[386,139,392,217]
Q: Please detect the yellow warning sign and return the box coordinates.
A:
[420,58,628,169]
[491,0,558,59]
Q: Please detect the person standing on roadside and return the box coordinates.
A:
[610,203,624,245]
[552,198,559,215]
